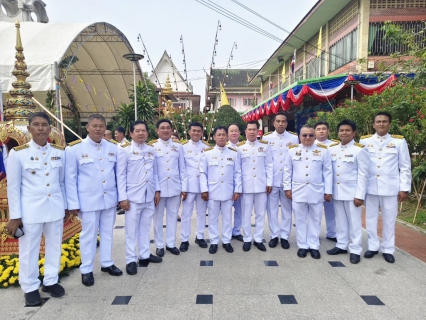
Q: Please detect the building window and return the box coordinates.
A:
[329,28,358,72]
[243,98,257,106]
[228,98,236,107]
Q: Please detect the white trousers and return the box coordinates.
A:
[208,199,233,244]
[292,202,322,249]
[365,194,398,254]
[267,187,292,239]
[323,199,337,238]
[241,193,267,243]
[125,201,154,263]
[153,196,180,248]
[334,200,363,254]
[79,207,116,274]
[19,219,63,293]
[232,197,242,236]
[180,192,206,241]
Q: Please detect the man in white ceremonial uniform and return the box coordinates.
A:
[179,122,210,252]
[327,120,370,264]
[115,126,129,146]
[314,121,339,242]
[226,124,244,242]
[237,121,273,252]
[5,112,67,306]
[151,119,188,257]
[66,114,122,287]
[262,112,298,249]
[117,121,162,276]
[284,125,332,259]
[200,126,242,254]
[360,112,411,263]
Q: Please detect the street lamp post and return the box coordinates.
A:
[123,53,144,120]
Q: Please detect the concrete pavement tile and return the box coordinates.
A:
[344,305,400,319]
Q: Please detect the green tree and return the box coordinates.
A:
[215,105,246,137]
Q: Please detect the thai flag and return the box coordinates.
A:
[290,49,296,75]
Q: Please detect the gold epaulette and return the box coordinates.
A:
[173,139,181,144]
[122,141,131,148]
[289,144,299,149]
[148,139,157,145]
[329,142,340,148]
[355,142,365,148]
[263,131,272,136]
[237,140,246,147]
[226,141,229,145]
[182,140,189,145]
[331,139,340,143]
[360,134,372,139]
[259,140,268,144]
[106,139,118,145]
[68,140,82,147]
[288,131,298,136]
[228,147,237,152]
[316,143,328,149]
[204,147,213,152]
[50,143,65,151]
[13,144,29,151]
[391,134,404,139]
[202,140,210,147]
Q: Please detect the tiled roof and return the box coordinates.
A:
[211,69,259,88]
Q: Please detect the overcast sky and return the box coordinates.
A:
[45,0,318,106]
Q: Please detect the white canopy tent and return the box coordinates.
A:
[0,21,143,122]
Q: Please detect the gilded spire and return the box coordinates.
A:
[5,21,35,121]
[161,74,173,95]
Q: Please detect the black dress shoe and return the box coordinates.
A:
[117,209,125,215]
[195,238,208,248]
[254,241,267,252]
[42,283,65,298]
[222,243,234,253]
[232,234,244,242]
[140,254,162,264]
[350,253,361,264]
[326,237,337,242]
[364,250,379,259]
[209,244,218,254]
[25,290,42,306]
[269,237,278,248]
[126,262,137,275]
[281,238,290,249]
[243,242,251,252]
[327,247,348,255]
[166,246,180,255]
[179,241,189,252]
[297,248,308,258]
[101,264,123,276]
[310,249,321,259]
[383,253,395,263]
[156,248,165,257]
[81,272,94,286]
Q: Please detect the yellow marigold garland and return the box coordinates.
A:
[0,233,94,289]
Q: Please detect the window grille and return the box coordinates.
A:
[329,1,359,35]
[329,29,358,72]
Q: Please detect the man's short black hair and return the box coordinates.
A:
[213,126,227,136]
[274,111,288,121]
[115,126,126,134]
[29,112,50,125]
[314,121,329,129]
[374,111,392,123]
[246,121,260,129]
[227,123,240,133]
[337,119,357,132]
[300,124,314,130]
[188,122,203,131]
[156,118,172,128]
[130,120,148,133]
[88,114,106,124]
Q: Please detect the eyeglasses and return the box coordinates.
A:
[301,134,314,138]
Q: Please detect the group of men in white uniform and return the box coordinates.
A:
[4,110,411,306]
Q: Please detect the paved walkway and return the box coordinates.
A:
[2,209,426,319]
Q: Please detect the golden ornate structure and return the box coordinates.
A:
[161,74,173,95]
[0,21,81,255]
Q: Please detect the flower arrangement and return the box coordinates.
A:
[0,233,96,289]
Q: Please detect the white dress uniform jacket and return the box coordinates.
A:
[227,140,243,237]
[8,140,66,223]
[65,137,118,211]
[182,140,210,193]
[117,141,159,203]
[283,143,333,203]
[359,133,411,195]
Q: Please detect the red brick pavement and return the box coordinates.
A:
[361,208,426,263]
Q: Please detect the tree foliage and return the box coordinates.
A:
[215,105,246,136]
